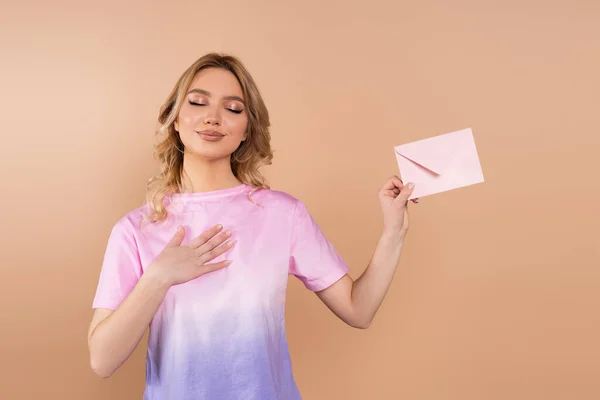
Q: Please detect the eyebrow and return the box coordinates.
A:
[187,88,245,105]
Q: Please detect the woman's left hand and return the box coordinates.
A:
[378,176,418,238]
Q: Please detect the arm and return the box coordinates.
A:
[88,272,170,378]
[316,176,416,329]
[88,224,234,377]
[316,232,405,329]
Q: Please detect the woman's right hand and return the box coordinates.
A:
[146,224,235,287]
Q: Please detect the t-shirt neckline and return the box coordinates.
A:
[170,183,250,202]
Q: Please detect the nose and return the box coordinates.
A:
[203,107,221,126]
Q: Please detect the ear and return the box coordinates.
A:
[174,118,179,132]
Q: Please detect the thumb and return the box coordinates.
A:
[395,182,415,203]
[166,226,186,247]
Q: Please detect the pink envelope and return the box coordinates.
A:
[394,127,484,200]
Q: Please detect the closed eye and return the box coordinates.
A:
[188,100,243,114]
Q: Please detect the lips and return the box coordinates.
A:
[196,130,224,137]
[196,130,225,142]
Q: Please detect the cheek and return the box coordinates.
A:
[177,111,200,145]
[224,115,248,138]
[178,109,202,128]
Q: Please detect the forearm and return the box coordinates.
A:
[89,271,170,377]
[350,231,405,327]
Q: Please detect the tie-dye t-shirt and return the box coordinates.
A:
[92,184,349,400]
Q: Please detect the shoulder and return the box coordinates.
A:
[248,186,303,211]
[107,203,152,236]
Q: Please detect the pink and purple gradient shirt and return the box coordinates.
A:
[92,184,349,399]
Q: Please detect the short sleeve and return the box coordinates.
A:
[92,218,143,310]
[289,200,349,291]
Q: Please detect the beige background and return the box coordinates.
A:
[1,1,599,399]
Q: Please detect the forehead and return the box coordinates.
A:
[188,67,244,98]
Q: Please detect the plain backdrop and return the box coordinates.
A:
[1,1,599,399]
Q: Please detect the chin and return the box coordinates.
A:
[181,135,242,160]
[184,145,235,161]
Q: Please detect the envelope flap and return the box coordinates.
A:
[394,140,453,175]
[394,128,472,175]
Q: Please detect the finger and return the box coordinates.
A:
[195,230,232,256]
[186,224,224,249]
[395,182,415,203]
[165,226,186,247]
[198,240,236,264]
[383,189,398,198]
[196,260,231,277]
[392,176,404,190]
[411,198,420,204]
[381,176,404,191]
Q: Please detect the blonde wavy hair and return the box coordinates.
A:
[144,53,273,223]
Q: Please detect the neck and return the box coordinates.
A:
[181,154,242,193]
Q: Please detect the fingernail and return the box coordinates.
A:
[408,183,415,189]
[216,224,223,230]
[225,230,232,236]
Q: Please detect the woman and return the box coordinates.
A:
[88,52,417,399]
